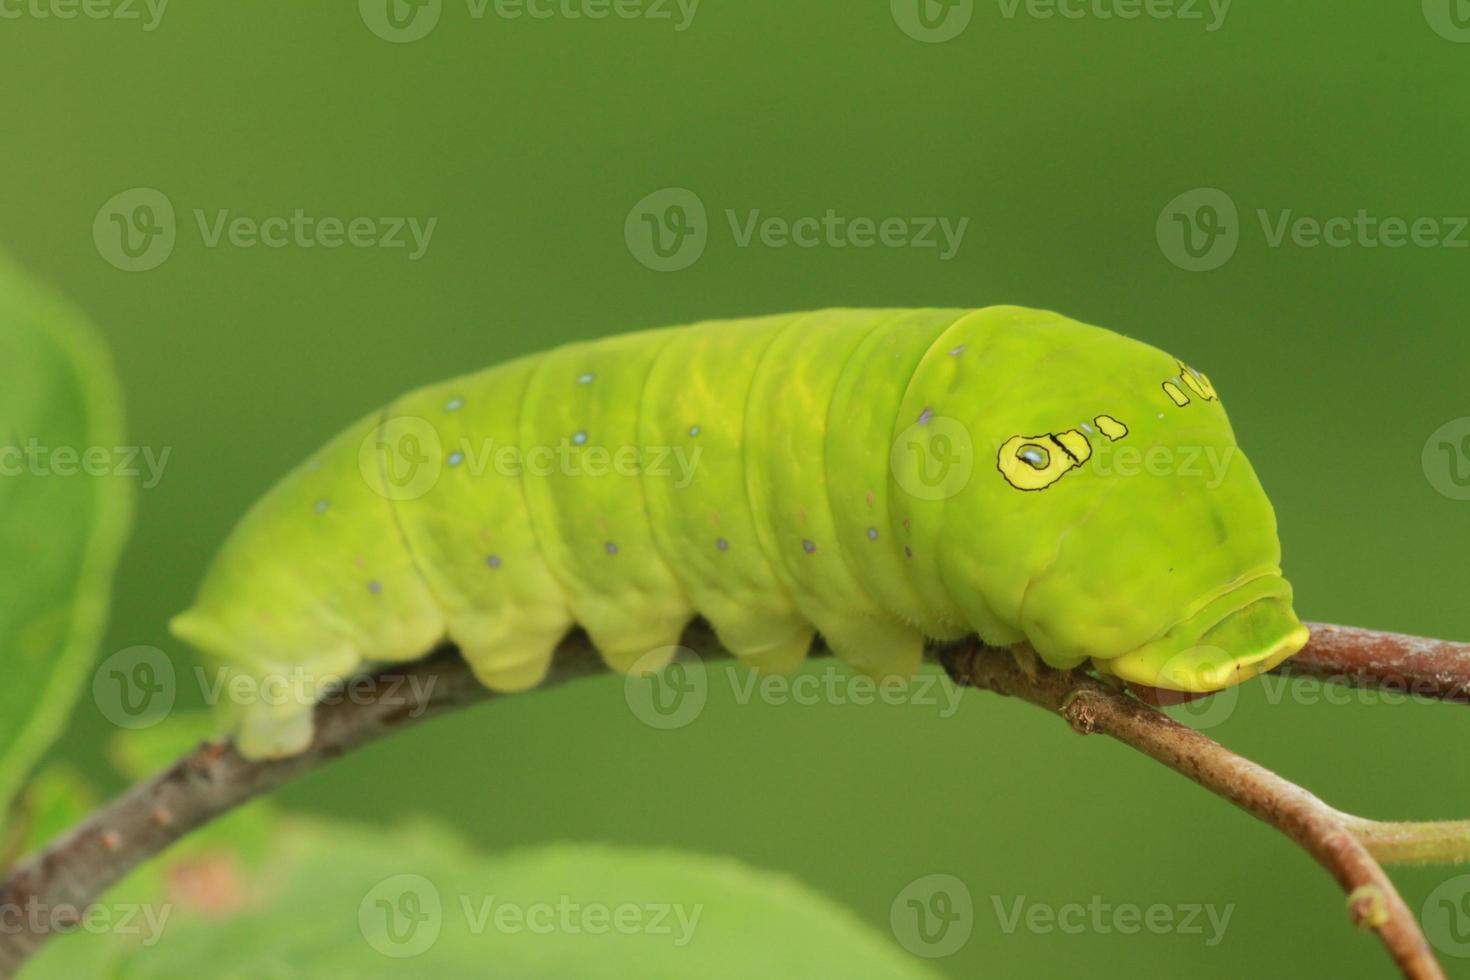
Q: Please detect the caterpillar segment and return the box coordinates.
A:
[172,307,1309,759]
[517,327,695,676]
[824,308,979,640]
[639,312,816,674]
[743,309,931,681]
[380,355,573,695]
[169,411,448,759]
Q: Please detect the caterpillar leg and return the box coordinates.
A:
[813,613,926,683]
[182,646,360,761]
[702,600,815,674]
[234,682,317,760]
[572,598,693,675]
[450,613,568,692]
[1009,641,1041,681]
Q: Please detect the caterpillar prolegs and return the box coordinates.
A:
[171,307,1309,759]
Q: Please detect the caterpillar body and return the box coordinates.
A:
[171,307,1309,759]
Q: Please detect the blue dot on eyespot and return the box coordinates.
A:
[446,398,464,412]
[572,431,588,446]
[314,499,329,514]
[448,451,464,467]
[605,541,619,555]
[486,555,502,569]
[867,527,879,541]
[802,539,816,554]
[716,537,729,551]
[368,580,382,595]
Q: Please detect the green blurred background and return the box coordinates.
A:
[5,1,1470,976]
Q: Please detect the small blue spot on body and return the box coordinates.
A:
[446,398,464,412]
[605,541,619,555]
[368,580,382,595]
[802,538,816,554]
[314,499,329,514]
[867,527,879,541]
[578,373,594,384]
[716,537,729,551]
[949,345,966,356]
[572,431,588,446]
[1081,422,1094,434]
[486,555,502,569]
[918,408,934,426]
[688,425,701,437]
[448,451,464,467]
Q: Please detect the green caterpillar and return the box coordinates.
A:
[171,307,1308,759]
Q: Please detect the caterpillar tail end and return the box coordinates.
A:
[168,608,325,762]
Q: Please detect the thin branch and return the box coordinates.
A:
[1276,622,1470,703]
[942,642,1447,980]
[1,622,1466,978]
[0,630,715,978]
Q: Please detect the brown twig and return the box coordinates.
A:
[942,641,1448,980]
[1277,622,1470,703]
[0,621,1466,978]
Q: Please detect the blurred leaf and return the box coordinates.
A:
[0,765,98,867]
[106,712,220,783]
[28,818,939,980]
[0,254,132,832]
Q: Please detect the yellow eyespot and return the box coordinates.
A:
[998,430,1092,492]
[1018,444,1050,469]
[1179,362,1218,401]
[1093,414,1128,441]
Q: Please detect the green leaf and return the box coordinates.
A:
[0,765,99,867]
[106,712,221,784]
[0,254,132,831]
[28,818,940,980]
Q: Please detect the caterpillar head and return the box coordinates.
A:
[930,312,1307,694]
